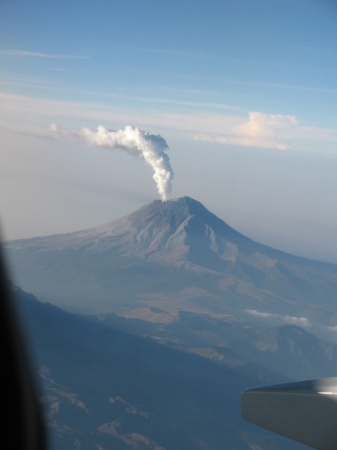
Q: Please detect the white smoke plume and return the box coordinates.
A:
[51,124,173,201]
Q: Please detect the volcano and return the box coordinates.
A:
[5,197,337,326]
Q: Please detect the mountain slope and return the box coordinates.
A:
[5,197,337,332]
[16,286,308,450]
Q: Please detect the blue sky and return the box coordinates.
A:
[1,0,337,262]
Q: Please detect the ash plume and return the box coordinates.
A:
[51,124,173,201]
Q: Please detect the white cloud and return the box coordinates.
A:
[195,111,337,150]
[195,111,298,150]
[1,93,337,152]
[327,326,337,333]
[246,310,337,345]
[283,315,311,327]
[246,310,276,319]
[0,49,87,59]
[0,92,242,136]
[246,309,311,327]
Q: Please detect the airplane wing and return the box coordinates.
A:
[241,377,337,449]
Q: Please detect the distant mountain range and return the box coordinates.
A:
[5,197,337,335]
